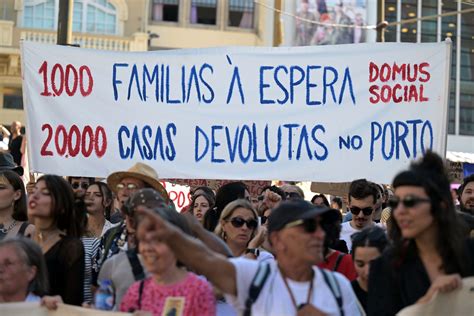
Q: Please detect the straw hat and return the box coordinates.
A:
[107,162,168,201]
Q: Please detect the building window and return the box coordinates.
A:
[400,0,417,42]
[152,0,179,22]
[86,0,117,34]
[228,0,254,28]
[3,88,23,110]
[23,0,55,29]
[23,0,117,35]
[384,0,397,42]
[442,1,458,135]
[73,2,83,32]
[459,2,474,136]
[421,0,437,42]
[190,0,217,25]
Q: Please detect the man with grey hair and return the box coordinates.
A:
[135,200,361,315]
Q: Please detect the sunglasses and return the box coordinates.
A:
[116,183,139,191]
[260,215,268,224]
[388,195,431,209]
[71,182,89,190]
[350,206,374,216]
[283,218,319,234]
[229,217,258,229]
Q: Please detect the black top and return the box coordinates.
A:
[44,236,84,305]
[8,135,23,165]
[351,280,367,313]
[368,239,474,316]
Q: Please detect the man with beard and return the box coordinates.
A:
[68,176,94,201]
[459,175,474,214]
[340,179,379,252]
[457,175,474,236]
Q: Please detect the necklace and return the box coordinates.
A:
[37,228,60,243]
[0,220,17,235]
[278,266,315,311]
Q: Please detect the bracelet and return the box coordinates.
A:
[245,248,260,257]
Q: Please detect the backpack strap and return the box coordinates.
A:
[321,269,344,316]
[333,252,345,272]
[126,248,145,281]
[100,224,124,266]
[243,262,271,316]
[137,279,145,310]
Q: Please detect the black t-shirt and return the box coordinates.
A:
[8,135,23,165]
[351,279,367,313]
[368,239,474,316]
[45,236,84,305]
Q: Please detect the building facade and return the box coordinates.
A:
[280,0,473,155]
[0,0,274,125]
[1,0,471,156]
[382,0,473,153]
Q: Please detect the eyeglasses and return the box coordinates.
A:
[388,195,431,209]
[350,206,374,216]
[229,217,258,229]
[283,218,319,234]
[116,183,139,191]
[260,215,268,224]
[71,182,89,190]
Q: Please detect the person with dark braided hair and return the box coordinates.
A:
[368,151,474,316]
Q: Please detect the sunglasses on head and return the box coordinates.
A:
[388,195,431,209]
[350,206,374,216]
[71,182,89,190]
[283,218,319,234]
[229,217,258,229]
[285,192,302,199]
[116,183,139,191]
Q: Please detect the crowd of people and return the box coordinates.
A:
[0,147,474,316]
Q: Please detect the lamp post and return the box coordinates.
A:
[57,0,74,45]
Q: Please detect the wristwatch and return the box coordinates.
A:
[245,248,260,257]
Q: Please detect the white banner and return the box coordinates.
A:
[21,42,450,183]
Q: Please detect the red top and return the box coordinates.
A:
[317,250,358,281]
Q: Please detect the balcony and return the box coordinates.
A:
[18,29,148,51]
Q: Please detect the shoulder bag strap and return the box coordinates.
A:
[126,248,146,281]
[137,279,145,310]
[243,262,271,316]
[321,269,344,316]
[333,252,345,271]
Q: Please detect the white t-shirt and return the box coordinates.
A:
[340,221,360,252]
[340,222,384,252]
[225,258,361,316]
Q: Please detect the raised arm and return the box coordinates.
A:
[136,206,237,295]
[0,124,10,138]
[182,212,233,257]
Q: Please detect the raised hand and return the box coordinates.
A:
[417,274,462,304]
